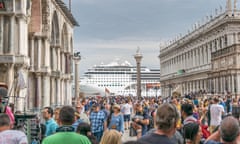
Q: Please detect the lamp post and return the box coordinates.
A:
[73,51,81,105]
[134,48,143,100]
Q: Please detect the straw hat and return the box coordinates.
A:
[113,104,121,110]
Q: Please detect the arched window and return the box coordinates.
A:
[50,11,60,70]
[51,12,60,45]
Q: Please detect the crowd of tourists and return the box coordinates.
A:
[1,82,240,144]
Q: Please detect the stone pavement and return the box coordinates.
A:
[122,129,137,143]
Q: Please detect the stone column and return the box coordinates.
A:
[53,48,57,71]
[199,48,202,66]
[37,38,42,70]
[213,78,215,94]
[237,74,240,94]
[192,50,195,67]
[208,46,211,63]
[50,77,55,106]
[0,16,3,54]
[36,73,42,111]
[9,16,14,54]
[216,77,220,94]
[7,64,14,102]
[44,39,50,67]
[28,74,35,110]
[42,75,50,107]
[68,80,72,105]
[30,37,34,70]
[56,79,60,106]
[65,80,69,105]
[134,51,143,99]
[222,76,226,93]
[228,75,231,92]
[61,80,64,105]
[57,48,61,71]
[232,75,235,94]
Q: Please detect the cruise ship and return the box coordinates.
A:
[80,60,161,97]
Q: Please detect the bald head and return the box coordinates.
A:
[220,116,240,142]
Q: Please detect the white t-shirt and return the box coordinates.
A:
[122,103,132,115]
[0,130,28,144]
[210,104,225,126]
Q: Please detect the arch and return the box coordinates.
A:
[51,11,60,45]
[61,23,68,52]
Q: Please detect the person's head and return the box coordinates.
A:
[0,113,11,132]
[181,103,194,118]
[183,122,202,144]
[155,103,180,137]
[81,98,86,106]
[76,122,98,144]
[54,107,61,121]
[219,116,240,143]
[42,107,54,120]
[74,110,80,121]
[92,103,100,112]
[112,104,121,113]
[76,122,91,136]
[100,130,121,144]
[213,97,219,104]
[75,104,83,113]
[59,106,75,126]
[135,103,143,112]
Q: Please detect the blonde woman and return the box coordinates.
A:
[100,129,121,144]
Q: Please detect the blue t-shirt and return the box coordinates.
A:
[45,118,59,136]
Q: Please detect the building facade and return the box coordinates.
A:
[0,0,78,112]
[160,0,240,97]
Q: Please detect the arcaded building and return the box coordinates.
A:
[0,0,78,111]
[160,0,240,97]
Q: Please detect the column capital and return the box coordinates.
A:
[35,72,42,77]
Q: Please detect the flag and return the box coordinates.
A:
[105,87,110,94]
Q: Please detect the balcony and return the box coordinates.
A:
[0,55,29,66]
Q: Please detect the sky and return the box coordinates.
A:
[63,0,227,75]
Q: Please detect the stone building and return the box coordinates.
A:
[160,0,240,97]
[0,0,78,112]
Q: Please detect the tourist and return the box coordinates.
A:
[54,107,61,125]
[209,97,224,133]
[72,110,83,131]
[137,103,180,144]
[132,103,150,139]
[183,122,203,144]
[99,129,121,144]
[89,103,107,142]
[76,122,98,144]
[122,99,132,130]
[76,104,90,124]
[181,103,197,125]
[42,107,59,136]
[205,116,240,144]
[42,106,91,144]
[0,113,28,144]
[108,104,124,134]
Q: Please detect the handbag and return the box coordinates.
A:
[129,124,137,137]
